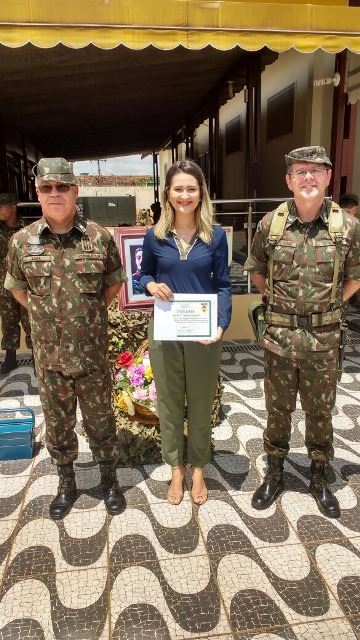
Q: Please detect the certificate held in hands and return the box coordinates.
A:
[154,293,218,341]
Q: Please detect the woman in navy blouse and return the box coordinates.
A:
[141,160,231,505]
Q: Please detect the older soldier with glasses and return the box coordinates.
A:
[245,146,360,518]
[4,158,127,519]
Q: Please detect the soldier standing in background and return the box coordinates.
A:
[339,193,359,219]
[5,158,127,519]
[0,192,32,373]
[339,194,360,307]
[245,147,360,518]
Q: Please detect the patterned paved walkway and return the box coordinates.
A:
[1,326,360,639]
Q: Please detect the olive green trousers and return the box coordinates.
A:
[148,319,222,467]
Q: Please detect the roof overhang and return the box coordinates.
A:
[0,43,277,159]
[0,0,359,53]
[0,0,358,161]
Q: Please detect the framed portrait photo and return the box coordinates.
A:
[222,226,233,266]
[113,226,154,310]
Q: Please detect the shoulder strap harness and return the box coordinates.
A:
[268,200,344,309]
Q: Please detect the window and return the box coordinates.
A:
[267,84,295,140]
[225,116,241,154]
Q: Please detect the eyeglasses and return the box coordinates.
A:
[289,168,327,178]
[37,184,73,194]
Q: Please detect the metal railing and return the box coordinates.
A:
[17,201,41,224]
[17,196,287,294]
[212,197,285,293]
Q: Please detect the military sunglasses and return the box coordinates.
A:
[37,183,75,194]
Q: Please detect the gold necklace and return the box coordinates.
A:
[174,227,196,242]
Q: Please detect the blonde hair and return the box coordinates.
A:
[154,160,214,245]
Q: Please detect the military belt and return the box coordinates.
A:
[265,308,342,328]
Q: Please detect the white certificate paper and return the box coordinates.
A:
[153,293,218,341]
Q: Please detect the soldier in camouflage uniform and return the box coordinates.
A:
[339,193,359,219]
[5,158,127,519]
[0,192,32,373]
[245,146,360,518]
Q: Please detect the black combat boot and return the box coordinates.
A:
[0,349,17,374]
[309,460,340,518]
[49,463,77,520]
[99,461,125,516]
[251,455,284,510]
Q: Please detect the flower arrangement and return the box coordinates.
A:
[114,340,158,420]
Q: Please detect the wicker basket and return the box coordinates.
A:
[133,402,159,424]
[129,339,160,424]
[134,339,149,359]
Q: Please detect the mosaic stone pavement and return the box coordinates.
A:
[1,324,360,638]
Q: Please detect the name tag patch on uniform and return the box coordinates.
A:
[27,235,44,255]
[81,237,93,252]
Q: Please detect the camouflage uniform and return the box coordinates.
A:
[339,195,360,306]
[5,213,126,465]
[245,197,360,462]
[0,217,32,351]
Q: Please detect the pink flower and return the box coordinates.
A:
[127,363,145,377]
[133,387,148,401]
[129,373,144,387]
[148,380,157,401]
[134,364,145,375]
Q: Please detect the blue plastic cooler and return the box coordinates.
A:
[0,408,35,460]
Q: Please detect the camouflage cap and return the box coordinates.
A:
[32,157,77,184]
[285,146,332,168]
[0,192,19,205]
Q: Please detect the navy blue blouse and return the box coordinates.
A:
[140,225,232,330]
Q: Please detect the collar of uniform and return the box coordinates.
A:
[285,200,297,227]
[37,212,87,238]
[72,213,87,235]
[36,217,52,238]
[286,199,330,227]
[321,199,332,225]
